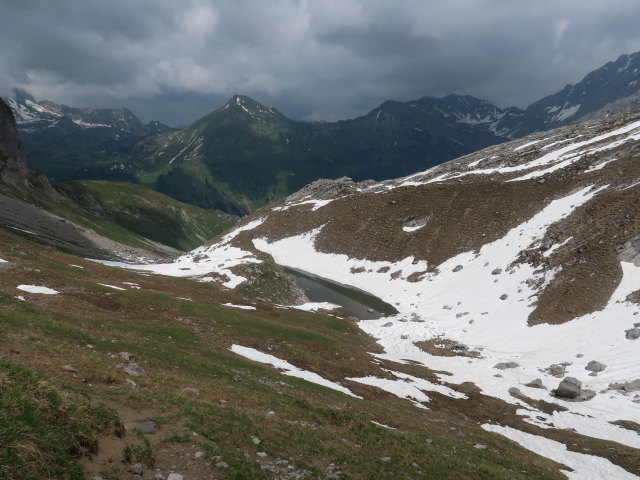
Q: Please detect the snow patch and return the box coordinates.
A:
[98,283,126,291]
[222,303,256,310]
[554,104,580,122]
[290,302,340,312]
[230,345,361,398]
[17,285,59,295]
[72,119,110,128]
[402,224,424,233]
[348,369,467,409]
[92,218,265,288]
[482,424,639,480]
[513,140,542,152]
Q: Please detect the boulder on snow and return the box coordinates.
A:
[525,378,546,389]
[555,377,582,399]
[609,379,640,393]
[585,361,607,373]
[625,328,640,340]
[494,362,519,370]
[546,364,566,378]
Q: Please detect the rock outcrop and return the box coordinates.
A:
[0,97,60,201]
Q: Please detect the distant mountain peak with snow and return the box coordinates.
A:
[4,91,168,135]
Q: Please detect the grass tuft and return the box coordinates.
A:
[0,359,121,480]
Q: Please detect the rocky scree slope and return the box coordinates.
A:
[137,110,640,478]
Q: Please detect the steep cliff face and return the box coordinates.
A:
[0,97,60,201]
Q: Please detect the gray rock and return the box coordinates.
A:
[625,328,640,340]
[494,362,519,370]
[153,474,165,480]
[380,457,391,463]
[525,378,546,389]
[194,451,205,459]
[285,177,355,203]
[547,364,566,378]
[167,475,183,480]
[609,379,640,393]
[452,265,463,272]
[251,436,261,445]
[499,294,508,300]
[555,377,582,399]
[183,387,200,397]
[617,234,640,266]
[491,268,502,275]
[132,463,143,476]
[134,420,156,435]
[585,361,607,373]
[215,462,229,469]
[474,444,487,450]
[577,389,596,401]
[118,351,133,361]
[124,361,147,377]
[508,387,523,396]
[61,364,78,373]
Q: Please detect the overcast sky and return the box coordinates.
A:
[2,0,640,126]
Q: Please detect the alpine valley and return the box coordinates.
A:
[0,52,639,480]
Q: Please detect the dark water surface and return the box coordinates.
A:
[284,267,398,320]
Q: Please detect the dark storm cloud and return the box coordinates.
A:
[2,0,640,125]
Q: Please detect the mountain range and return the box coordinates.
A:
[6,89,170,183]
[6,51,640,215]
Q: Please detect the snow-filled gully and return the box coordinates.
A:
[251,184,640,478]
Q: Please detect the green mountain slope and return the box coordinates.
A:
[57,181,237,251]
[1,96,235,257]
[134,95,506,215]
